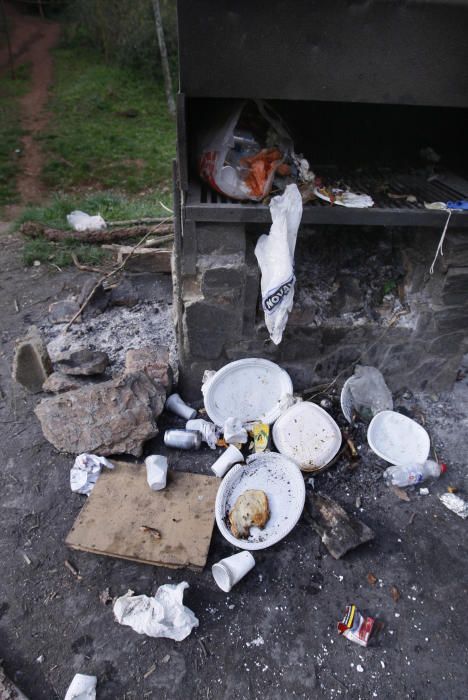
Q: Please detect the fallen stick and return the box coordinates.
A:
[107,216,173,226]
[20,220,174,243]
[71,252,107,274]
[63,218,171,331]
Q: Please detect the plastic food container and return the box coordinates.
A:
[367,410,430,465]
[272,402,342,472]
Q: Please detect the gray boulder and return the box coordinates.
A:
[35,371,164,456]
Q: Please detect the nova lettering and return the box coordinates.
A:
[263,277,295,313]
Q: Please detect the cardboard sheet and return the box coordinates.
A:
[66,461,219,570]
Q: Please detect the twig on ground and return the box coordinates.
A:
[71,252,106,274]
[63,218,171,332]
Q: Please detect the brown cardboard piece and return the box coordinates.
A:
[66,461,219,570]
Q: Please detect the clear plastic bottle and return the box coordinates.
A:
[383,460,447,487]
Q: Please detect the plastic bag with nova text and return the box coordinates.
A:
[255,184,303,344]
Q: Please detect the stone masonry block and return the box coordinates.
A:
[201,266,246,303]
[183,300,243,360]
[441,267,468,307]
[196,223,246,256]
[12,326,52,393]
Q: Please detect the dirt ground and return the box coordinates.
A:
[1,1,60,208]
[0,232,467,700]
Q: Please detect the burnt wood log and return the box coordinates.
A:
[305,492,374,559]
[19,221,174,243]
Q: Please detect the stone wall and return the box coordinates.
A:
[174,220,468,399]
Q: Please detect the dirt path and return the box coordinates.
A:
[1,1,60,207]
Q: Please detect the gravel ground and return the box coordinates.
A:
[0,233,467,700]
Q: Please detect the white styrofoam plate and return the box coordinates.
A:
[367,410,430,465]
[340,377,354,423]
[203,358,293,427]
[215,452,305,550]
[272,402,342,472]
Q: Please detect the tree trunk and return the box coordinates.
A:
[151,0,176,119]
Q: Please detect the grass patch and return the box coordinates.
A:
[40,47,176,193]
[23,237,109,268]
[18,191,172,267]
[16,190,173,229]
[0,65,29,209]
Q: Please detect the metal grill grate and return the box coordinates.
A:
[186,169,468,227]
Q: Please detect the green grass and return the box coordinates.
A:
[39,47,176,193]
[17,190,173,229]
[18,191,173,267]
[22,236,109,268]
[0,65,29,208]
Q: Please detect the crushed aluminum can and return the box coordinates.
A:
[337,604,375,647]
[164,429,202,450]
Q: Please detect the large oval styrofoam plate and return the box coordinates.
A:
[204,359,293,427]
[367,410,430,465]
[215,452,305,550]
[272,402,342,472]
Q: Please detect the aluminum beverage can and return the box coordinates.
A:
[164,429,202,450]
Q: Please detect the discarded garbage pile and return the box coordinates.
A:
[197,99,372,207]
[13,340,465,696]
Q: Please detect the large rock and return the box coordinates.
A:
[124,346,172,390]
[12,326,52,393]
[48,300,81,324]
[42,372,88,394]
[56,349,109,376]
[35,371,165,456]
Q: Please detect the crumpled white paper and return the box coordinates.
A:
[70,454,114,496]
[67,210,106,232]
[439,493,468,519]
[186,418,218,449]
[113,582,199,641]
[64,673,97,700]
[255,184,303,344]
[223,417,248,444]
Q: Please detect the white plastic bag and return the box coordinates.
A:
[255,184,303,344]
[198,100,293,201]
[113,582,199,641]
[67,211,106,232]
[70,454,114,495]
[347,366,393,420]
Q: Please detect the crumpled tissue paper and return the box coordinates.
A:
[113,582,199,641]
[223,417,248,444]
[64,673,97,700]
[186,418,219,449]
[70,453,114,496]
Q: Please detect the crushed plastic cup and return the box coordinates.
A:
[211,444,243,478]
[165,393,197,420]
[145,455,168,491]
[212,551,255,592]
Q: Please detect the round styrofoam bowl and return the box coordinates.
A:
[215,452,305,550]
[367,410,430,465]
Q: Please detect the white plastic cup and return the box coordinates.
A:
[145,455,168,491]
[212,551,255,592]
[211,445,243,478]
[165,393,197,420]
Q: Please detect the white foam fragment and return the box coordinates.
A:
[439,493,468,519]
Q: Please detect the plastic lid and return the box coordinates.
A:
[440,463,447,473]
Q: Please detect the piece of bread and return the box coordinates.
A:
[229,489,270,539]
